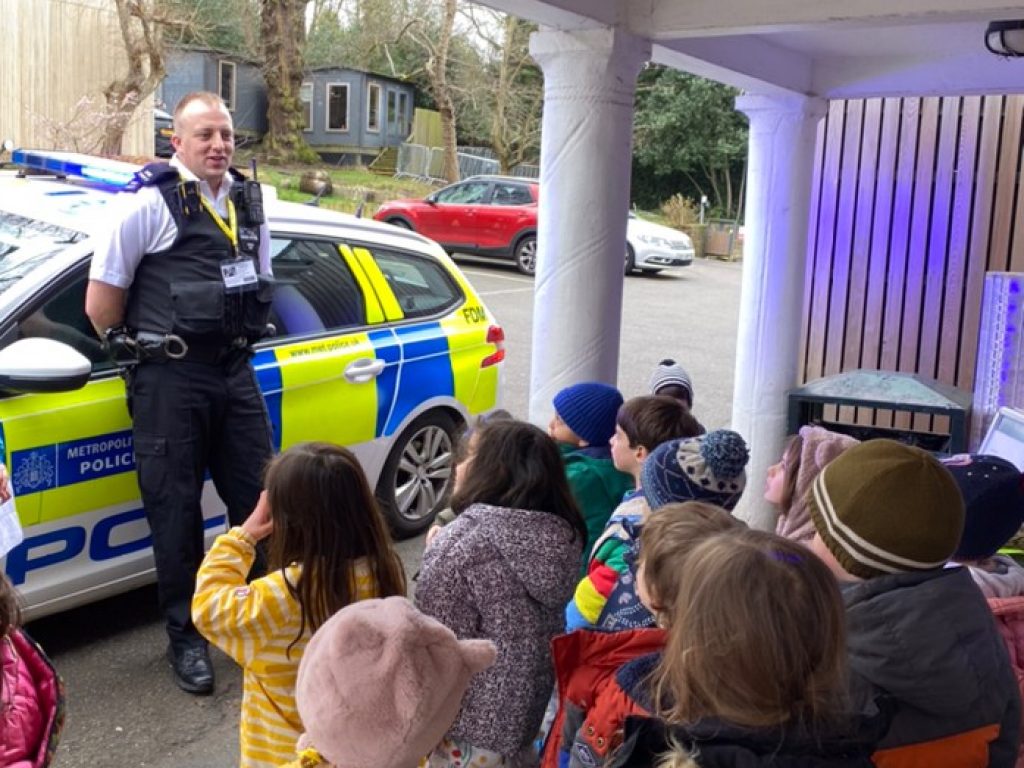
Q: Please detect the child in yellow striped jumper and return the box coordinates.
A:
[191,442,407,768]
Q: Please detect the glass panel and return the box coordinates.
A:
[268,238,366,334]
[16,272,109,369]
[327,84,348,131]
[370,248,462,319]
[434,182,488,205]
[219,62,236,111]
[367,83,381,131]
[300,82,313,131]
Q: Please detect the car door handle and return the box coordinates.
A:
[343,358,386,383]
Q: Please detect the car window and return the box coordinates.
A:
[491,183,533,206]
[434,182,489,205]
[15,271,110,371]
[368,248,462,319]
[0,212,85,295]
[269,238,366,335]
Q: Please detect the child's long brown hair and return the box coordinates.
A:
[652,528,848,730]
[638,502,746,622]
[450,419,587,544]
[265,442,407,652]
[778,434,804,513]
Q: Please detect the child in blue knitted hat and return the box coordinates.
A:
[566,429,749,632]
[549,382,634,564]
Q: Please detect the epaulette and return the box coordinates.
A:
[227,166,249,182]
[124,162,179,193]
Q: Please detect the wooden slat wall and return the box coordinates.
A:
[0,0,151,155]
[800,94,1024,440]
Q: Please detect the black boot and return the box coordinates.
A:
[167,644,214,695]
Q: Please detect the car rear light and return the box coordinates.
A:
[481,324,505,367]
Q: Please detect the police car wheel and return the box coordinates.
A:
[377,410,459,537]
[514,235,537,276]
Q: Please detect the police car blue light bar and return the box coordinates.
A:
[11,149,139,187]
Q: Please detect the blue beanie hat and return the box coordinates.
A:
[944,454,1024,561]
[641,430,749,510]
[552,382,623,446]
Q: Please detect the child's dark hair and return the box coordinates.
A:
[264,442,407,652]
[655,384,692,409]
[453,408,513,465]
[617,396,702,451]
[450,419,587,543]
[0,572,19,638]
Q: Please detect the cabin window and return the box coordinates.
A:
[326,83,349,132]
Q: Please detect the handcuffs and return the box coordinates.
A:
[103,324,188,365]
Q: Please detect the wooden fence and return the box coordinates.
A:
[0,0,151,155]
[800,95,1024,439]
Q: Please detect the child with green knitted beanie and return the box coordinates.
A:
[805,439,1020,768]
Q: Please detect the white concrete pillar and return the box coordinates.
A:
[730,93,826,530]
[527,27,650,425]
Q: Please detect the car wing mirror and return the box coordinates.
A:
[425,193,438,205]
[0,338,92,393]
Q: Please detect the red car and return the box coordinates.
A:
[374,175,539,275]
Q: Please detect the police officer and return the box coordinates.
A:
[85,91,274,695]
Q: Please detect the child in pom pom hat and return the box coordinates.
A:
[279,596,496,768]
[805,439,1020,768]
[549,382,635,562]
[566,429,749,632]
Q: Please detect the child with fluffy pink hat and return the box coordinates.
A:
[280,596,496,768]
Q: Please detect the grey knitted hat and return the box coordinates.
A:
[648,359,694,406]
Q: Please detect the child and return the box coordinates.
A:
[648,359,694,410]
[415,419,587,767]
[425,408,513,547]
[549,381,635,559]
[945,454,1024,768]
[767,425,858,544]
[280,596,496,768]
[805,439,1021,767]
[544,502,745,768]
[944,454,1024,598]
[191,442,407,768]
[573,429,749,631]
[1,461,64,768]
[604,529,879,767]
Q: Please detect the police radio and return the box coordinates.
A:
[232,158,265,226]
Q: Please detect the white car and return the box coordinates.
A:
[625,212,695,274]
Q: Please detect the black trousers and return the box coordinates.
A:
[128,353,273,651]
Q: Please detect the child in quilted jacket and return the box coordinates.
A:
[566,396,702,630]
[1,458,65,768]
[945,454,1024,768]
[192,442,407,768]
[767,425,858,544]
[544,502,745,768]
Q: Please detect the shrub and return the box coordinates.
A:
[659,193,700,229]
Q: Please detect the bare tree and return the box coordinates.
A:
[260,0,319,163]
[97,0,173,155]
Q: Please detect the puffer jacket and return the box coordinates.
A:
[543,627,666,768]
[559,444,635,565]
[843,567,1021,767]
[416,502,583,756]
[1,629,64,768]
[606,714,881,768]
[989,595,1024,768]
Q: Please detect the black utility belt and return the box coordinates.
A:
[135,332,250,365]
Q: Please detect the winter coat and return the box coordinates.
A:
[605,715,881,768]
[543,627,666,768]
[990,595,1024,768]
[0,629,64,768]
[566,493,649,631]
[843,566,1021,767]
[559,444,635,565]
[416,502,584,756]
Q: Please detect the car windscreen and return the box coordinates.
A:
[0,212,85,294]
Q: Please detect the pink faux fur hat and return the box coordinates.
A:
[294,596,496,768]
[775,425,859,544]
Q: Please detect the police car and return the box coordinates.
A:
[0,150,504,620]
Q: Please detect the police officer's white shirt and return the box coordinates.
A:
[89,155,273,289]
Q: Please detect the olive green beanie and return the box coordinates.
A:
[807,439,965,579]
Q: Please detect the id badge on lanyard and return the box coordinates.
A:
[203,197,258,293]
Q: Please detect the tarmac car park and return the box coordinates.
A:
[0,150,505,620]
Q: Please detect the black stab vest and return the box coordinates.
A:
[123,163,273,345]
